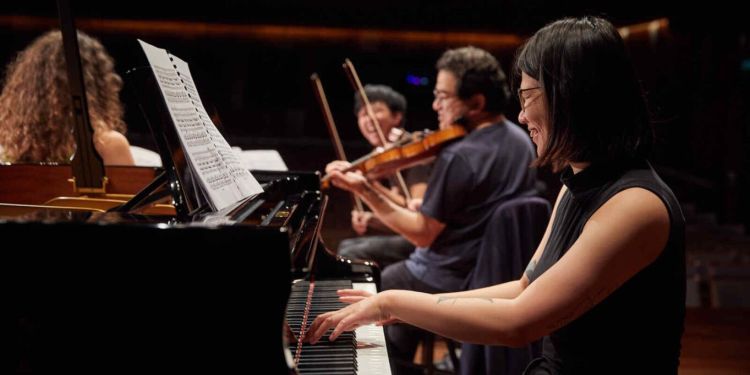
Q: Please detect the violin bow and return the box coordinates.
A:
[342,58,412,201]
[310,73,364,212]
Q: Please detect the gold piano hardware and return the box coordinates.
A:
[68,176,109,194]
[275,210,290,218]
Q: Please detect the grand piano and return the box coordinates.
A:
[3,2,391,373]
[3,170,390,374]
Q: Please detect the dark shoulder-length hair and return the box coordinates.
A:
[514,16,653,171]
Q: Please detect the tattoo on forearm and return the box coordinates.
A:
[436,297,495,305]
[546,284,615,332]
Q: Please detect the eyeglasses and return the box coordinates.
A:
[517,87,542,111]
[432,89,457,104]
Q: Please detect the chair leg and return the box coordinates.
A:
[446,339,460,373]
[422,333,435,375]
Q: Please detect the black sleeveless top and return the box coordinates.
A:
[524,158,685,375]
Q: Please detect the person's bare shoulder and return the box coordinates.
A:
[95,130,135,166]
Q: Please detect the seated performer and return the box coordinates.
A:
[325,46,537,374]
[335,84,430,270]
[0,30,134,165]
[310,16,686,375]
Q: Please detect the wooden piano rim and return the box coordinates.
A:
[0,202,107,216]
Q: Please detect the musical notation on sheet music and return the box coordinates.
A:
[139,40,263,211]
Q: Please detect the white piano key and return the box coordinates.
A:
[352,282,392,375]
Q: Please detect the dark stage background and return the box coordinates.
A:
[1,2,747,239]
[1,2,749,372]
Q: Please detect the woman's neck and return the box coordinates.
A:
[569,161,591,174]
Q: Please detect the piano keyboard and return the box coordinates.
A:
[287,280,391,375]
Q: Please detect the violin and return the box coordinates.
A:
[321,124,466,188]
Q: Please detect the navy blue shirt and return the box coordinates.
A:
[406,119,537,291]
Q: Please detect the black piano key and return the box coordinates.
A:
[286,279,360,374]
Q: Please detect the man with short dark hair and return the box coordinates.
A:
[326,46,537,374]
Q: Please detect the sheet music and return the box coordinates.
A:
[139,40,263,211]
[232,147,289,171]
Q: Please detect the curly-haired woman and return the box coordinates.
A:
[0,29,134,165]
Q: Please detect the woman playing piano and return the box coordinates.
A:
[310,16,685,375]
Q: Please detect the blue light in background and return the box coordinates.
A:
[406,74,429,86]
[742,59,750,72]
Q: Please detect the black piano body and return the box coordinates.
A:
[3,171,380,374]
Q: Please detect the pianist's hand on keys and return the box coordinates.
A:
[337,289,402,326]
[337,288,373,304]
[306,291,394,344]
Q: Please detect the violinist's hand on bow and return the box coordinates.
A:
[325,160,351,175]
[305,291,395,344]
[407,198,423,211]
[325,160,368,195]
[351,210,373,235]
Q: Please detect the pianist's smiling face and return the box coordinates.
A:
[517,72,549,157]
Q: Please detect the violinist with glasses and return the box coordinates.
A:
[325,46,538,375]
